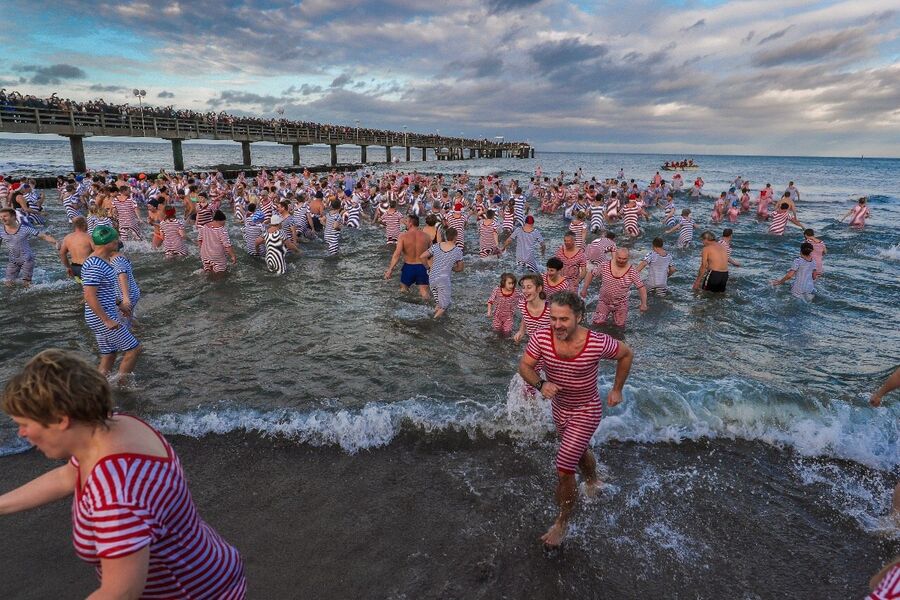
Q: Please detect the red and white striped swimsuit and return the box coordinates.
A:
[478,220,499,256]
[768,210,790,235]
[542,273,570,297]
[198,224,232,272]
[71,417,246,599]
[870,564,900,599]
[159,219,187,257]
[381,211,403,243]
[554,247,586,291]
[585,239,616,268]
[517,297,550,336]
[445,212,467,249]
[112,197,141,240]
[488,287,522,334]
[525,328,620,472]
[568,220,587,249]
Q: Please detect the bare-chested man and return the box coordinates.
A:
[693,231,730,292]
[58,216,94,282]
[384,214,431,299]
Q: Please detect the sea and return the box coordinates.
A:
[1,136,898,597]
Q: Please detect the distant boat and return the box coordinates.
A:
[661,165,699,171]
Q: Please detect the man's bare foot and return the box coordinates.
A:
[433,308,445,319]
[582,478,602,500]
[540,521,567,547]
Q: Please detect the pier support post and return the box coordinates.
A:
[531,148,535,158]
[330,144,337,166]
[65,135,87,173]
[360,145,367,163]
[421,147,427,161]
[292,143,301,166]
[168,138,184,171]
[241,141,252,167]
[385,146,392,163]
[405,146,411,161]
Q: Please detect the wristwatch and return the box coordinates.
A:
[536,379,545,391]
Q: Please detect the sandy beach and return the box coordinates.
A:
[1,433,894,599]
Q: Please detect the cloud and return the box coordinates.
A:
[15,63,86,85]
[330,73,352,88]
[753,27,871,67]
[446,55,503,78]
[89,84,126,92]
[485,0,542,14]
[680,19,705,33]
[741,31,755,44]
[757,25,794,46]
[529,38,608,75]
[157,90,175,98]
[207,90,282,109]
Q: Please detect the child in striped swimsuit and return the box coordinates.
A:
[478,211,500,257]
[665,208,694,248]
[158,207,188,258]
[568,212,588,249]
[487,272,522,336]
[323,199,343,255]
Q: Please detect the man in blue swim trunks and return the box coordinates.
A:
[384,214,431,299]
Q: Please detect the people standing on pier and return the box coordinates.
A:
[58,217,93,282]
[80,225,142,377]
[0,207,58,287]
[518,291,634,547]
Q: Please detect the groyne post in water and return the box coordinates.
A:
[165,138,185,171]
[385,146,392,163]
[360,145,367,163]
[405,146,411,161]
[241,141,252,167]
[330,144,337,166]
[64,134,88,173]
[421,147,427,161]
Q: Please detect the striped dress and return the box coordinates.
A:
[243,222,265,256]
[159,219,188,257]
[198,225,232,272]
[524,328,620,472]
[554,247,587,291]
[677,217,694,247]
[568,220,587,249]
[768,211,790,235]
[445,211,468,250]
[112,254,141,310]
[112,197,142,240]
[381,211,403,244]
[478,220,499,257]
[71,416,246,599]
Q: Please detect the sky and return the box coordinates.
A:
[1,0,899,157]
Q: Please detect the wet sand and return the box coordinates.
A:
[1,433,895,599]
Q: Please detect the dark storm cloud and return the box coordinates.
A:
[330,73,352,88]
[158,90,175,98]
[753,28,870,67]
[15,63,86,85]
[445,55,504,78]
[484,0,542,14]
[529,38,609,74]
[756,25,794,46]
[89,84,126,92]
[680,19,705,33]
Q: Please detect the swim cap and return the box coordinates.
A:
[75,175,84,182]
[270,213,284,225]
[492,195,501,204]
[164,207,176,218]
[91,225,119,245]
[251,211,266,224]
[454,203,463,211]
[525,215,535,224]
[138,173,146,180]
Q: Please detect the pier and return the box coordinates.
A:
[0,106,534,172]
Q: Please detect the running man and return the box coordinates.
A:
[554,232,587,291]
[693,231,730,293]
[502,215,545,272]
[80,225,142,378]
[420,227,464,319]
[384,214,431,299]
[519,292,634,547]
[58,216,94,282]
[1,207,57,287]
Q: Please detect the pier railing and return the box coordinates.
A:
[0,105,534,171]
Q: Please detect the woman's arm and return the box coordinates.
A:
[86,546,150,600]
[0,464,75,515]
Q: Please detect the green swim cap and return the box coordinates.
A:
[92,225,119,246]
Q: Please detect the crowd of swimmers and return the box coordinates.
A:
[0,163,896,598]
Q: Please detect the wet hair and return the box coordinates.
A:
[722,228,733,237]
[780,202,789,210]
[518,273,546,300]
[546,257,564,270]
[606,231,616,240]
[681,208,691,216]
[800,242,813,256]
[803,228,814,237]
[652,237,664,248]
[549,291,585,318]
[331,199,342,210]
[563,231,575,239]
[782,191,791,198]
[858,197,867,204]
[425,214,438,226]
[407,214,420,226]
[444,227,458,241]
[2,349,112,428]
[499,272,517,288]
[576,211,586,220]
[700,231,716,241]
[389,200,397,209]
[213,210,227,222]
[485,209,495,219]
[72,216,87,231]
[247,203,257,213]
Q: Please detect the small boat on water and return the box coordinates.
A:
[661,164,699,171]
